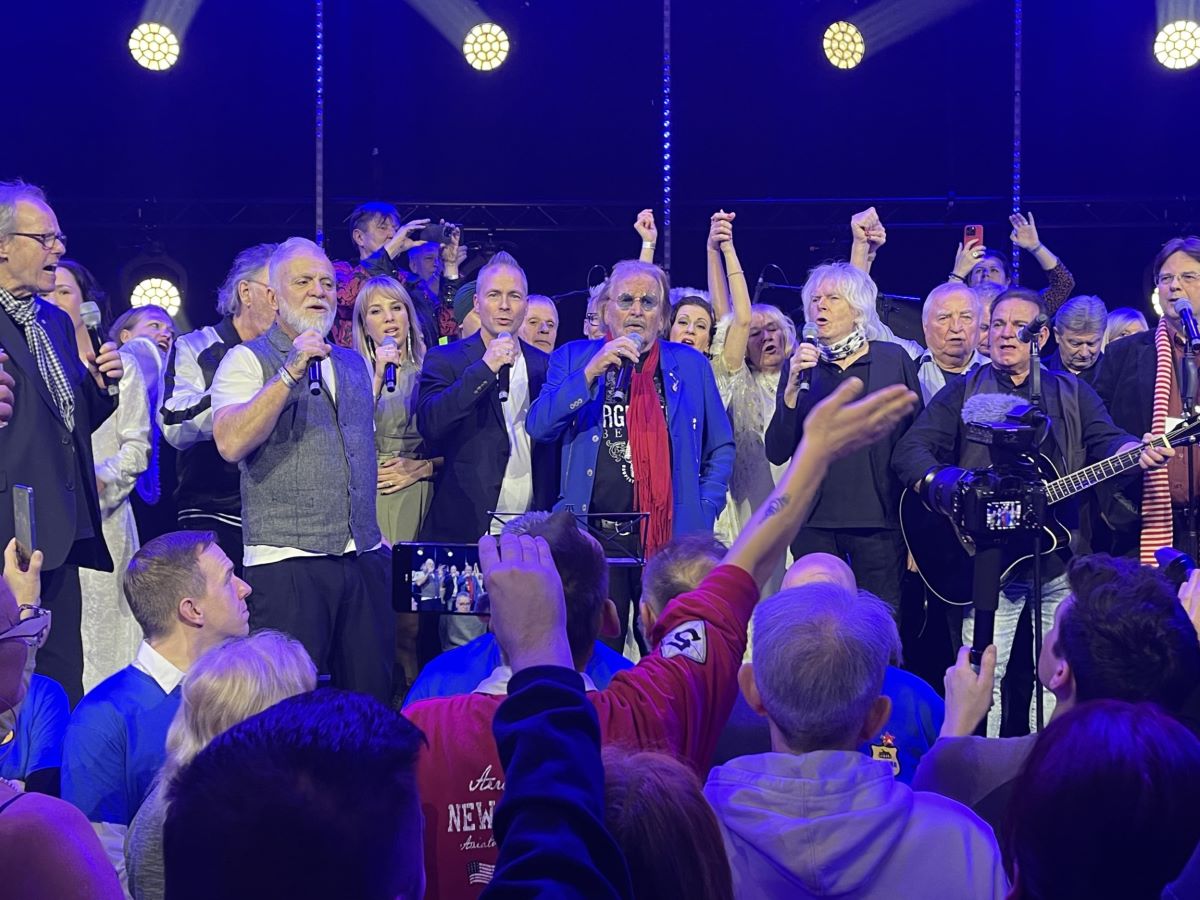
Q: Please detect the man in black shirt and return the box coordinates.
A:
[892,287,1169,735]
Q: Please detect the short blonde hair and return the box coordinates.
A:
[350,275,427,367]
[160,631,317,791]
[801,262,887,340]
[750,303,798,358]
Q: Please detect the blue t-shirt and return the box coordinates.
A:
[61,666,182,825]
[403,633,634,708]
[0,674,69,782]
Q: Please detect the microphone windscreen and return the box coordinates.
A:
[801,323,819,342]
[80,301,103,329]
[628,332,645,351]
[1176,300,1195,317]
[381,335,397,349]
[961,391,1025,424]
[498,331,511,342]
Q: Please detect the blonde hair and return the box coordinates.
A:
[801,262,887,340]
[351,275,426,368]
[159,631,317,792]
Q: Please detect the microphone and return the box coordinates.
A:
[381,335,397,393]
[612,332,645,404]
[961,392,1025,425]
[1175,300,1200,353]
[752,272,764,305]
[798,323,819,393]
[307,358,321,396]
[79,301,118,397]
[1017,313,1048,344]
[497,331,512,402]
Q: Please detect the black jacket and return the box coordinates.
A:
[1091,330,1157,528]
[0,299,116,571]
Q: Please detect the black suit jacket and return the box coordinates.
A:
[0,299,116,570]
[1091,330,1156,528]
[416,334,558,542]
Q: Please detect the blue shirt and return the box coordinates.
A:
[61,666,182,825]
[403,633,633,708]
[0,674,69,782]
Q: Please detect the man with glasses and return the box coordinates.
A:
[1095,236,1200,560]
[0,180,124,706]
[159,243,278,575]
[528,259,734,651]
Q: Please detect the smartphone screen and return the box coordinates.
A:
[394,542,487,615]
[13,484,35,568]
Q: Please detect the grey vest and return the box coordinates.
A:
[239,324,381,555]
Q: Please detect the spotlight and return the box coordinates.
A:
[1155,20,1200,70]
[1152,287,1164,317]
[463,23,509,71]
[823,21,866,69]
[129,22,180,71]
[131,277,182,317]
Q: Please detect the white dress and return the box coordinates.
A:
[80,338,161,692]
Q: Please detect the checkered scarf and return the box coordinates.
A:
[0,288,75,431]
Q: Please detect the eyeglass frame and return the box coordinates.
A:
[6,232,67,250]
[613,292,661,312]
[1157,271,1200,287]
[583,312,602,324]
[0,607,51,649]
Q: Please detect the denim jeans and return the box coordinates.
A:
[962,571,1070,736]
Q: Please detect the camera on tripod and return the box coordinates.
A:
[919,404,1049,545]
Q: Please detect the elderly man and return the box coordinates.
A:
[528,259,734,650]
[519,294,559,353]
[913,282,986,402]
[0,180,124,705]
[211,237,393,702]
[1046,294,1107,386]
[159,243,278,574]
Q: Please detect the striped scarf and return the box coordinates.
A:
[1140,320,1174,564]
[0,289,75,431]
[820,327,867,362]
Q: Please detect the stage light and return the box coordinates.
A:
[129,22,179,71]
[1152,287,1164,317]
[463,23,509,71]
[1155,20,1200,70]
[823,21,865,69]
[131,277,182,316]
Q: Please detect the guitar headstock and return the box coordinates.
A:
[1164,415,1200,448]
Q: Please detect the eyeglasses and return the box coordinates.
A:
[584,313,601,324]
[0,607,51,649]
[614,293,660,312]
[1156,272,1200,287]
[8,232,67,250]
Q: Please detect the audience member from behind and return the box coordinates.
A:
[603,747,732,900]
[0,536,123,900]
[1101,306,1147,349]
[163,689,425,900]
[1004,701,1200,900]
[913,553,1200,833]
[706,583,1006,898]
[61,531,250,872]
[1046,294,1107,385]
[125,630,316,900]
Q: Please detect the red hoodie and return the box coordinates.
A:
[406,563,759,899]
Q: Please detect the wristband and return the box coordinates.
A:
[277,365,299,389]
[641,240,655,249]
[726,270,745,278]
[948,273,965,283]
[1029,242,1043,253]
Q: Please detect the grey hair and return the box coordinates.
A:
[1054,295,1108,336]
[268,237,330,296]
[1102,307,1148,349]
[801,262,888,340]
[216,243,278,317]
[922,281,983,327]
[477,250,528,294]
[751,583,896,752]
[0,180,48,238]
[751,303,798,358]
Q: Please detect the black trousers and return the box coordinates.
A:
[34,565,83,707]
[789,526,906,614]
[243,547,394,703]
[177,514,244,578]
[595,519,647,655]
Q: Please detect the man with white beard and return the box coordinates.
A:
[210,238,392,701]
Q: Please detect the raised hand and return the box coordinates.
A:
[940,643,998,737]
[478,531,572,672]
[952,239,987,280]
[800,377,919,463]
[707,210,735,252]
[3,536,44,606]
[634,209,657,244]
[850,207,886,253]
[1009,211,1041,251]
[388,218,433,256]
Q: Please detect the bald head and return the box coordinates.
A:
[782,553,857,592]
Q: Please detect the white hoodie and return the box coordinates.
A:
[704,750,1008,899]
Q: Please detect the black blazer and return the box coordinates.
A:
[0,300,116,571]
[416,334,558,542]
[1091,330,1156,527]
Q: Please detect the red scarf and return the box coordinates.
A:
[627,338,673,556]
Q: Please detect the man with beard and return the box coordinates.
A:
[210,238,392,702]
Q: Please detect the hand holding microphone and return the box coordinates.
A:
[783,325,821,408]
[378,335,399,393]
[80,301,121,396]
[483,331,518,401]
[583,334,642,389]
[284,330,332,396]
[612,332,645,403]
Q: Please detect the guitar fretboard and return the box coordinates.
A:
[1044,440,1163,505]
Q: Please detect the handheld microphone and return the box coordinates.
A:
[612,332,645,404]
[752,272,764,305]
[1175,300,1200,353]
[798,323,819,393]
[79,301,119,397]
[307,358,321,396]
[497,331,512,402]
[1017,314,1048,344]
[381,335,398,393]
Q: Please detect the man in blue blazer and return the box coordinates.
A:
[527,259,734,648]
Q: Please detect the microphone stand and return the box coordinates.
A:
[1028,336,1046,732]
[1183,342,1198,559]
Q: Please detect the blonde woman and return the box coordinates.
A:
[125,630,316,900]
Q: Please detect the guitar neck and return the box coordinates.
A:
[1044,444,1153,505]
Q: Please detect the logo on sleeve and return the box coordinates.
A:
[660,619,707,663]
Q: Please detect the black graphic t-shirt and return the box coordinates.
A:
[590,357,669,515]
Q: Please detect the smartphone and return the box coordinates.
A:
[394,542,487,615]
[963,224,984,248]
[415,223,458,245]
[12,484,35,569]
